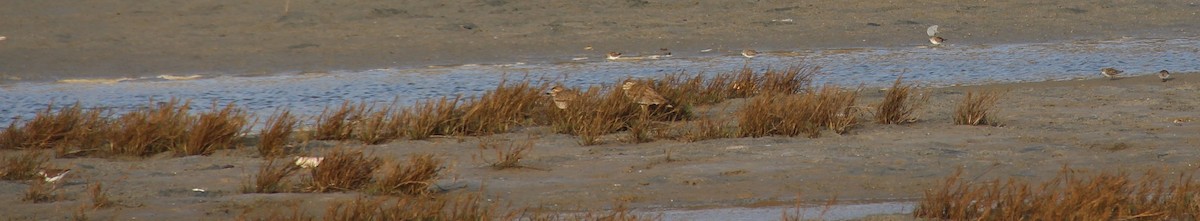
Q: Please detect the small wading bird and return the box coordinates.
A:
[742,49,758,58]
[927,25,945,46]
[606,52,622,60]
[39,169,71,183]
[621,80,672,109]
[545,85,579,109]
[1159,70,1171,82]
[1101,67,1122,80]
[294,156,324,169]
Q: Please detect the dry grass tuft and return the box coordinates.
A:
[246,158,300,193]
[175,102,249,156]
[23,180,58,203]
[813,86,861,135]
[681,117,731,142]
[654,72,729,107]
[376,153,442,196]
[87,182,112,209]
[0,103,110,153]
[306,147,381,192]
[915,167,1200,220]
[624,112,655,144]
[0,150,48,181]
[322,195,506,221]
[258,109,298,158]
[454,80,547,136]
[759,66,817,95]
[873,76,929,124]
[736,85,859,138]
[403,96,463,140]
[548,86,637,145]
[954,90,1005,126]
[355,103,404,145]
[108,98,192,157]
[313,101,366,141]
[479,138,534,170]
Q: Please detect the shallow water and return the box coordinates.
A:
[1,37,1198,126]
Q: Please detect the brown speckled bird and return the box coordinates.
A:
[621,80,671,108]
[1158,70,1171,82]
[545,85,579,109]
[1101,67,1122,80]
[741,49,758,58]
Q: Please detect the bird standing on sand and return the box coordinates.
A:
[1101,68,1122,80]
[38,169,70,183]
[545,85,579,109]
[621,80,671,108]
[294,156,324,169]
[1158,70,1171,82]
[742,49,758,58]
[606,52,623,60]
[927,25,945,46]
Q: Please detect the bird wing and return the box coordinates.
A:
[927,25,939,37]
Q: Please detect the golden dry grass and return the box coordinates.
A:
[107,98,192,157]
[479,138,533,170]
[680,116,731,142]
[403,96,463,140]
[325,195,507,221]
[354,103,403,145]
[246,158,300,193]
[375,153,442,196]
[654,72,728,108]
[454,80,547,136]
[259,109,298,158]
[0,103,110,154]
[736,85,859,138]
[23,179,58,203]
[873,76,928,124]
[175,102,249,156]
[954,90,1005,125]
[759,66,817,95]
[0,150,48,181]
[914,167,1200,220]
[313,101,366,141]
[547,86,638,145]
[306,147,382,192]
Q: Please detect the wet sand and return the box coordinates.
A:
[1,0,1198,82]
[1,73,1196,220]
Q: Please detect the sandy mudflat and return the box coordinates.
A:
[1,0,1198,81]
[1,0,1199,220]
[1,73,1197,220]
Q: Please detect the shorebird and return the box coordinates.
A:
[1159,70,1171,82]
[1101,67,1122,80]
[929,36,946,45]
[38,169,70,183]
[927,25,945,46]
[294,156,324,168]
[621,80,672,108]
[606,52,623,60]
[545,85,579,109]
[741,49,758,58]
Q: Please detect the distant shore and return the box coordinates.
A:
[2,0,1197,82]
